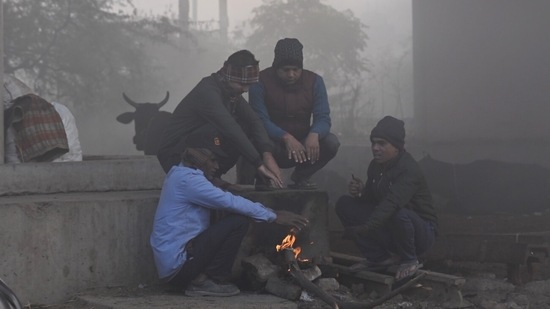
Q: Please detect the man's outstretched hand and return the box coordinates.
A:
[274,210,309,231]
[257,164,284,188]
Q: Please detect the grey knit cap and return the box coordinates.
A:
[272,38,303,69]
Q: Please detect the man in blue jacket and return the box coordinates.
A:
[249,38,340,190]
[150,131,309,297]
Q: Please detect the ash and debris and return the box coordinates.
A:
[29,258,550,309]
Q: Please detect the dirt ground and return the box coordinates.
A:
[29,259,550,309]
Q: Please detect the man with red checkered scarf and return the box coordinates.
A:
[157,50,283,190]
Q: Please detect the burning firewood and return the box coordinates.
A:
[276,231,427,309]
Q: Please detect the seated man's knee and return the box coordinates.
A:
[321,133,340,158]
[335,195,356,217]
[224,214,251,233]
[390,208,415,225]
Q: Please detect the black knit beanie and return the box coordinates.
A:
[370,116,406,150]
[272,38,303,69]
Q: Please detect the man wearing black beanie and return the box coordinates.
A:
[249,38,340,190]
[335,116,438,282]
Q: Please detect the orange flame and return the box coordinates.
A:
[276,233,301,258]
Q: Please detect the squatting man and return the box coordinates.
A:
[150,131,309,297]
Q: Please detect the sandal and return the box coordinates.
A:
[394,260,422,281]
[288,179,317,190]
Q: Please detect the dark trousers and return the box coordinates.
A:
[335,195,435,263]
[237,132,340,184]
[168,214,250,288]
[157,124,241,175]
[273,132,340,181]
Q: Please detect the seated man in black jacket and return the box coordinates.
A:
[335,116,437,281]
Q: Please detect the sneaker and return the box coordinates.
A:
[394,260,422,281]
[184,279,240,297]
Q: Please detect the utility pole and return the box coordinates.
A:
[179,0,189,48]
[179,0,189,33]
[219,0,228,42]
[192,0,197,25]
[0,0,4,164]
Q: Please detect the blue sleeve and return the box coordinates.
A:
[187,173,277,222]
[310,75,332,139]
[249,82,287,140]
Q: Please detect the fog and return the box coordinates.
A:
[7,0,550,174]
[80,0,414,159]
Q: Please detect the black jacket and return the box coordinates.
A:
[158,73,273,167]
[360,150,437,231]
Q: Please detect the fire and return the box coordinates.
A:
[276,233,301,258]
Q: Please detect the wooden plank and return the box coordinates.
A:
[329,251,465,287]
[327,263,395,285]
[329,251,365,264]
[419,270,466,287]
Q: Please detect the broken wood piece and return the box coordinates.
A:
[241,253,279,283]
[265,276,302,301]
[301,265,322,281]
[315,278,340,291]
[283,248,341,309]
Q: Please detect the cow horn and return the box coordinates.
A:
[122,92,139,108]
[158,91,170,108]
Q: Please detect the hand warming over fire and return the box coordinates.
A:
[274,210,309,231]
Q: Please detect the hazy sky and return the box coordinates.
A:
[132,0,369,27]
[130,0,412,52]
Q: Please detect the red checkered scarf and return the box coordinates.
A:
[10,94,69,162]
[219,62,259,84]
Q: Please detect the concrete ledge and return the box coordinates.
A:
[0,156,165,196]
[0,162,330,306]
[0,190,160,305]
[77,292,297,309]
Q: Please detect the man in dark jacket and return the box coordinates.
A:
[157,50,283,189]
[335,116,437,281]
[249,38,340,190]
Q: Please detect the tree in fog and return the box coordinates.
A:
[3,0,182,111]
[236,0,370,135]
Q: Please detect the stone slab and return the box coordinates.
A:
[0,190,161,305]
[0,155,165,196]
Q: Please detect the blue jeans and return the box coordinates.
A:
[335,195,436,263]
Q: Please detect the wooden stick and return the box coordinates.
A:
[284,249,427,309]
[283,249,340,309]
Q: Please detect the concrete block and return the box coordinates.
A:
[0,155,164,196]
[0,190,160,305]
